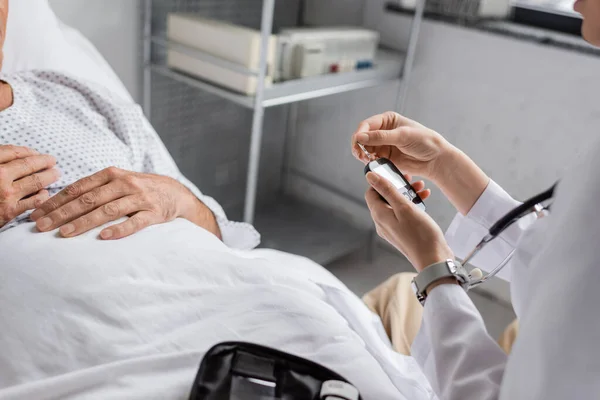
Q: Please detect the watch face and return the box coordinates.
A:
[413,260,469,305]
[447,260,457,274]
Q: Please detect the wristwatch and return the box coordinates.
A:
[411,259,470,305]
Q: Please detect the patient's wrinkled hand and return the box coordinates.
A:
[0,145,60,228]
[31,167,221,240]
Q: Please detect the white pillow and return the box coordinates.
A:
[3,0,132,101]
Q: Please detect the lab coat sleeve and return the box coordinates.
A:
[138,115,261,250]
[412,284,508,400]
[445,180,532,281]
[410,180,525,399]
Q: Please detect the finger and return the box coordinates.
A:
[366,172,411,210]
[4,155,56,181]
[36,181,127,232]
[365,186,385,211]
[418,189,432,201]
[0,145,40,164]
[15,190,50,216]
[365,187,395,221]
[354,111,401,136]
[100,210,159,240]
[13,168,60,198]
[356,126,416,149]
[59,195,141,238]
[352,143,369,163]
[411,180,425,192]
[354,115,383,137]
[352,115,388,162]
[31,167,121,221]
[351,138,371,163]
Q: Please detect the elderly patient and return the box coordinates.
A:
[0,2,435,399]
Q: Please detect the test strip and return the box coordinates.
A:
[357,143,375,161]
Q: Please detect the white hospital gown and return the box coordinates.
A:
[0,71,259,250]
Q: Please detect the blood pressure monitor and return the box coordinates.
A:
[364,158,426,211]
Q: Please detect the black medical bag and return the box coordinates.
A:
[188,342,362,400]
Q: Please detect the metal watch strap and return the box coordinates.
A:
[411,259,469,305]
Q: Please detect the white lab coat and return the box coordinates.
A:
[411,143,600,399]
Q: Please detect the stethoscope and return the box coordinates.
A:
[464,184,557,289]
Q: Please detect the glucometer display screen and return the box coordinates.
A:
[372,164,411,191]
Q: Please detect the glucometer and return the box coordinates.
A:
[358,143,426,211]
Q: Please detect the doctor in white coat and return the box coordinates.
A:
[352,1,600,398]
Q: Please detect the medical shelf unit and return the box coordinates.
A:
[142,0,425,265]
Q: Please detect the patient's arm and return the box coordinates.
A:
[136,117,233,235]
[0,145,60,228]
[30,167,221,240]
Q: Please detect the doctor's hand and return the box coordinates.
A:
[365,172,453,272]
[352,112,490,215]
[352,112,450,180]
[31,167,221,240]
[0,145,60,228]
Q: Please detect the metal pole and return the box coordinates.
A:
[243,0,276,224]
[280,102,299,194]
[395,0,426,114]
[142,0,153,119]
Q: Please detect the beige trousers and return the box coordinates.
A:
[362,273,519,356]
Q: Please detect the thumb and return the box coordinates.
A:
[357,127,413,148]
[366,172,412,211]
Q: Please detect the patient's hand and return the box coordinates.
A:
[0,145,60,228]
[31,167,222,240]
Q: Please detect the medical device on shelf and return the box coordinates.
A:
[166,13,277,95]
[165,13,380,94]
[275,27,380,81]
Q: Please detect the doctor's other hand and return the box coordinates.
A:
[0,145,60,228]
[352,112,490,215]
[31,167,221,240]
[352,112,448,179]
[365,172,453,272]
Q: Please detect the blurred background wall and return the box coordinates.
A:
[48,0,141,100]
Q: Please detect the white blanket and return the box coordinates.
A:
[0,220,435,399]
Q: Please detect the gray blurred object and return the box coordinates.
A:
[393,0,511,21]
[141,0,426,264]
[427,0,481,20]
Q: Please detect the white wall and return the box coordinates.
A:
[48,0,141,101]
[291,1,600,233]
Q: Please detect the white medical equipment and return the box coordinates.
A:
[275,27,380,81]
[165,14,380,94]
[166,13,277,95]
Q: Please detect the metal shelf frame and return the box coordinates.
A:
[142,0,425,261]
[148,46,405,109]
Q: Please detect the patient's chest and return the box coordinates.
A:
[0,71,146,190]
[0,71,150,231]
